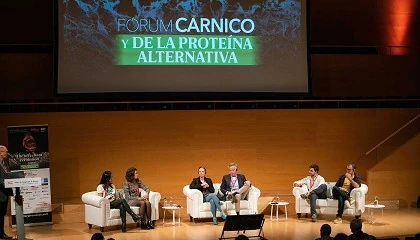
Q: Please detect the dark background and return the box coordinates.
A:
[1,0,419,102]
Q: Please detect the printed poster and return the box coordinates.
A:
[7,125,52,226]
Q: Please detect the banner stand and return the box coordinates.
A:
[7,125,52,227]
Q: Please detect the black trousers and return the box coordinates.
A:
[332,186,350,217]
[110,198,135,223]
[0,198,8,234]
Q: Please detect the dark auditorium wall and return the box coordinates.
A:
[1,0,420,99]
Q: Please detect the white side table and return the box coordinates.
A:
[364,204,385,224]
[162,205,182,225]
[268,201,289,221]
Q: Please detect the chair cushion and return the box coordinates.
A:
[201,202,212,211]
[109,209,121,219]
[326,182,335,199]
[109,206,140,219]
[222,200,250,210]
[200,199,251,211]
[116,189,124,199]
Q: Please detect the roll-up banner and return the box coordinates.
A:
[7,125,52,226]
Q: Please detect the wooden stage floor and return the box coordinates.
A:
[5,208,420,240]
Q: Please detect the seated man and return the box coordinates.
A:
[220,162,251,215]
[294,164,327,222]
[333,163,361,224]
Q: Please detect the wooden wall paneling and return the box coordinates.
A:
[367,134,420,207]
[0,108,418,208]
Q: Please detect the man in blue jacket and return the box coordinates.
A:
[220,162,251,215]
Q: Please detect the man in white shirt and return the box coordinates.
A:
[294,164,327,222]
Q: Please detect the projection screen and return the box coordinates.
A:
[56,0,309,98]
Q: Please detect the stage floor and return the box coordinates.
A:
[5,208,420,240]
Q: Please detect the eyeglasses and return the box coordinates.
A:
[346,168,354,171]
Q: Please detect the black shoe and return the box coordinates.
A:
[132,214,142,223]
[140,216,150,230]
[122,222,127,232]
[147,219,155,229]
[0,233,12,239]
[140,220,150,230]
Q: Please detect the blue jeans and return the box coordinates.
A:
[205,193,223,218]
[333,185,350,217]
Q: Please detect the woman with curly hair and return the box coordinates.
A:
[123,167,154,229]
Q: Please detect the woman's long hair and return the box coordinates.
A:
[125,167,137,182]
[99,170,113,190]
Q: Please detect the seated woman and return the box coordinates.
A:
[123,167,154,229]
[190,166,227,225]
[97,170,141,232]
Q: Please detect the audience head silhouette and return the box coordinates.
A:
[320,223,332,237]
[334,233,348,240]
[235,234,249,240]
[91,233,104,240]
[350,219,363,234]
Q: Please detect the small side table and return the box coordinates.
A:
[364,204,385,224]
[268,201,289,221]
[162,205,182,225]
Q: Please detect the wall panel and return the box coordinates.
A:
[1,108,418,211]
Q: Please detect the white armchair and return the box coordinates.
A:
[81,189,161,232]
[292,182,368,218]
[183,183,260,222]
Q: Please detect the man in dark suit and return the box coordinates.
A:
[220,163,251,215]
[0,145,13,239]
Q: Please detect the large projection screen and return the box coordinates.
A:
[56,0,309,98]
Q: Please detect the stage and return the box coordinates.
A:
[5,208,420,240]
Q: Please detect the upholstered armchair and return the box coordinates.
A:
[81,189,161,232]
[183,183,260,222]
[292,182,368,218]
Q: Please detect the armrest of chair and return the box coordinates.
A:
[183,185,204,218]
[148,191,161,221]
[350,184,368,215]
[248,185,261,214]
[148,191,161,203]
[82,192,109,208]
[292,185,308,198]
[183,186,204,203]
[248,185,261,199]
[350,184,368,199]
